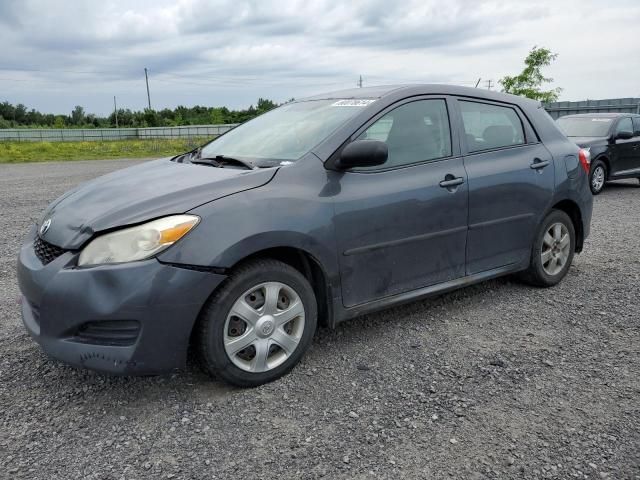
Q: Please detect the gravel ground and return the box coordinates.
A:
[1,159,639,480]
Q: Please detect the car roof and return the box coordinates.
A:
[560,113,640,119]
[299,84,541,108]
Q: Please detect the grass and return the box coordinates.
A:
[0,138,211,163]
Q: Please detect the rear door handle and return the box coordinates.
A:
[530,159,550,169]
[439,176,465,188]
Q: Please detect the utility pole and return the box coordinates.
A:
[485,79,493,91]
[144,67,152,110]
[113,96,118,128]
[357,75,363,88]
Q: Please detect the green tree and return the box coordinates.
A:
[500,46,562,103]
[0,97,281,129]
[210,108,225,125]
[143,108,160,127]
[71,105,85,125]
[256,98,277,114]
[14,103,27,123]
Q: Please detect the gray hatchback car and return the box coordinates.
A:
[18,85,593,386]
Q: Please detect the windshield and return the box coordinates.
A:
[556,117,613,137]
[199,99,376,165]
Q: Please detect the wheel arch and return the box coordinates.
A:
[550,199,584,253]
[228,246,334,328]
[593,155,610,177]
[191,239,336,334]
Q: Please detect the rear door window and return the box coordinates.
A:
[633,117,640,135]
[616,117,633,135]
[459,101,525,153]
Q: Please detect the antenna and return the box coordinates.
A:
[357,75,363,88]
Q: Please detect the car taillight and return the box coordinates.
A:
[578,148,591,174]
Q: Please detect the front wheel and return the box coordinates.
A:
[196,259,317,387]
[589,160,607,195]
[520,210,576,287]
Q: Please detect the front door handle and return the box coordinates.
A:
[530,159,550,169]
[439,175,465,189]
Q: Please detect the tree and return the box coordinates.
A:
[0,98,281,129]
[143,108,160,127]
[500,47,562,103]
[256,98,277,114]
[14,103,27,123]
[71,105,85,125]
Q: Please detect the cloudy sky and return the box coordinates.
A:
[0,0,638,115]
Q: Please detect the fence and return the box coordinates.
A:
[0,124,239,142]
[545,98,640,119]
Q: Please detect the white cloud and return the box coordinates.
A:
[0,0,638,114]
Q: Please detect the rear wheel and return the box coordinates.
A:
[589,160,607,195]
[520,210,576,287]
[196,259,317,387]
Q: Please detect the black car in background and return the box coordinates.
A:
[557,113,640,194]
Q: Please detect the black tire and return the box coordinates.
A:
[520,210,576,288]
[196,258,317,387]
[589,160,607,195]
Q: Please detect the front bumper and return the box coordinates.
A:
[17,229,226,375]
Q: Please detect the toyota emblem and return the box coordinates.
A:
[40,218,52,236]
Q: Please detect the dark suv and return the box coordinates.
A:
[557,113,640,194]
[17,85,593,387]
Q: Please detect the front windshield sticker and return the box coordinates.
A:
[331,99,376,107]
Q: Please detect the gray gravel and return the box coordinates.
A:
[1,159,639,479]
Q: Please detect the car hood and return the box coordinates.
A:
[567,136,608,148]
[39,158,278,250]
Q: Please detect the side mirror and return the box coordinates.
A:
[615,130,634,140]
[336,140,388,169]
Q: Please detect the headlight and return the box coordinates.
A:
[78,215,199,266]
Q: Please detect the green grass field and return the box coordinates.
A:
[0,138,210,163]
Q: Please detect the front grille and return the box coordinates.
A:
[75,320,141,346]
[33,236,67,265]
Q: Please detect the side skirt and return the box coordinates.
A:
[333,263,523,324]
[610,166,640,179]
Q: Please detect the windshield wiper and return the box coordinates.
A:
[191,155,255,170]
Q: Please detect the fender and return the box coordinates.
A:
[158,157,341,287]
